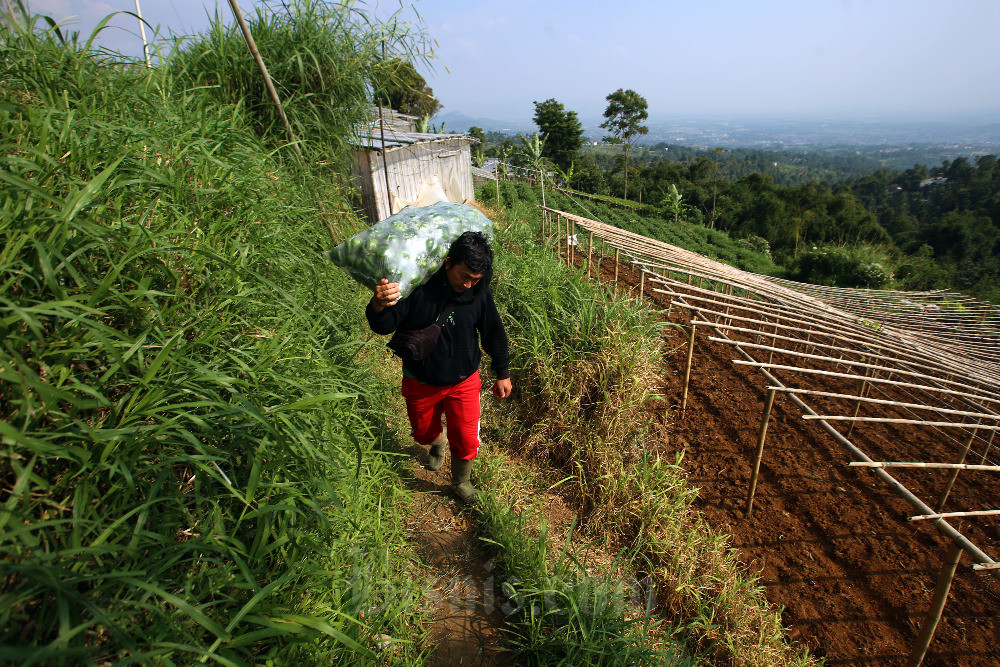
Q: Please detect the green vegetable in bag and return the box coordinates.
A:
[324,201,493,299]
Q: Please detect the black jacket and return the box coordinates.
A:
[365,265,510,386]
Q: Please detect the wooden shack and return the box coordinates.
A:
[352,109,477,223]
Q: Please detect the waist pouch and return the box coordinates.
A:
[386,308,453,363]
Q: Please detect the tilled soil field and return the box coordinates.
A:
[592,254,1000,666]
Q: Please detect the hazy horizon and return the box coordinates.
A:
[30,0,1000,128]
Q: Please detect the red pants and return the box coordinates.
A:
[401,371,481,461]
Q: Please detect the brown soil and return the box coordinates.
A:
[404,441,583,666]
[588,253,1000,667]
[405,442,508,666]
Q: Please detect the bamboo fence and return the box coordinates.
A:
[539,205,1000,667]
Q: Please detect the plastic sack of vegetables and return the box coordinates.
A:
[324,201,494,299]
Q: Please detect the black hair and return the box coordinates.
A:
[447,231,493,275]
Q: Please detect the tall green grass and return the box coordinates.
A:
[479,187,820,667]
[473,452,691,667]
[168,0,432,161]
[1,7,426,663]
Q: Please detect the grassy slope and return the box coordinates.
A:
[1,15,424,665]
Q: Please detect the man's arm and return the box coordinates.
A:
[479,288,512,399]
[365,279,407,335]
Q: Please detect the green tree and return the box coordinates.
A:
[600,88,648,200]
[532,98,584,171]
[663,184,690,224]
[468,126,486,167]
[518,132,548,207]
[370,57,442,118]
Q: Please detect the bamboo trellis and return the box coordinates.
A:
[540,206,1000,667]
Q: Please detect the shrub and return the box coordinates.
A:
[791,246,892,288]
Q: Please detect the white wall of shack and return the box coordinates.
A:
[353,139,475,223]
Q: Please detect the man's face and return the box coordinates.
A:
[445,259,484,293]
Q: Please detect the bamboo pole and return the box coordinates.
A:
[850,462,1000,472]
[681,323,697,412]
[746,388,777,516]
[972,562,1000,571]
[557,214,563,259]
[588,231,594,277]
[378,104,392,215]
[2,0,17,28]
[848,365,874,438]
[977,429,997,466]
[905,542,963,667]
[909,509,1000,522]
[570,220,576,265]
[639,270,645,300]
[803,416,999,431]
[614,248,620,286]
[596,239,603,281]
[133,0,152,68]
[935,423,981,512]
[226,0,301,157]
[767,321,778,365]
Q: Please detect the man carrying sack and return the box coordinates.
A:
[366,231,512,503]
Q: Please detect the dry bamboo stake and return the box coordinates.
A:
[906,542,963,667]
[681,323,697,412]
[2,0,18,28]
[596,239,603,281]
[555,214,561,258]
[639,270,645,300]
[768,321,778,365]
[133,0,152,68]
[565,215,571,263]
[588,231,594,277]
[972,562,1000,571]
[226,0,301,157]
[569,220,578,266]
[377,105,392,215]
[935,422,981,512]
[804,416,999,430]
[746,388,777,516]
[725,284,734,328]
[909,509,1000,522]
[848,365,875,438]
[977,429,997,466]
[851,461,1000,472]
[614,248,620,286]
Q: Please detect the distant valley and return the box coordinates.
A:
[435,110,1000,170]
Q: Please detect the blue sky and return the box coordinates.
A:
[30,0,1000,124]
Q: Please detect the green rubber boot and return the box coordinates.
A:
[450,458,481,504]
[426,432,448,471]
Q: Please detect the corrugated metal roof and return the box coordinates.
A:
[471,165,496,180]
[353,128,474,152]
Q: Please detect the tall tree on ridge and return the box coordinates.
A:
[600,88,648,200]
[532,98,584,172]
[370,57,442,118]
